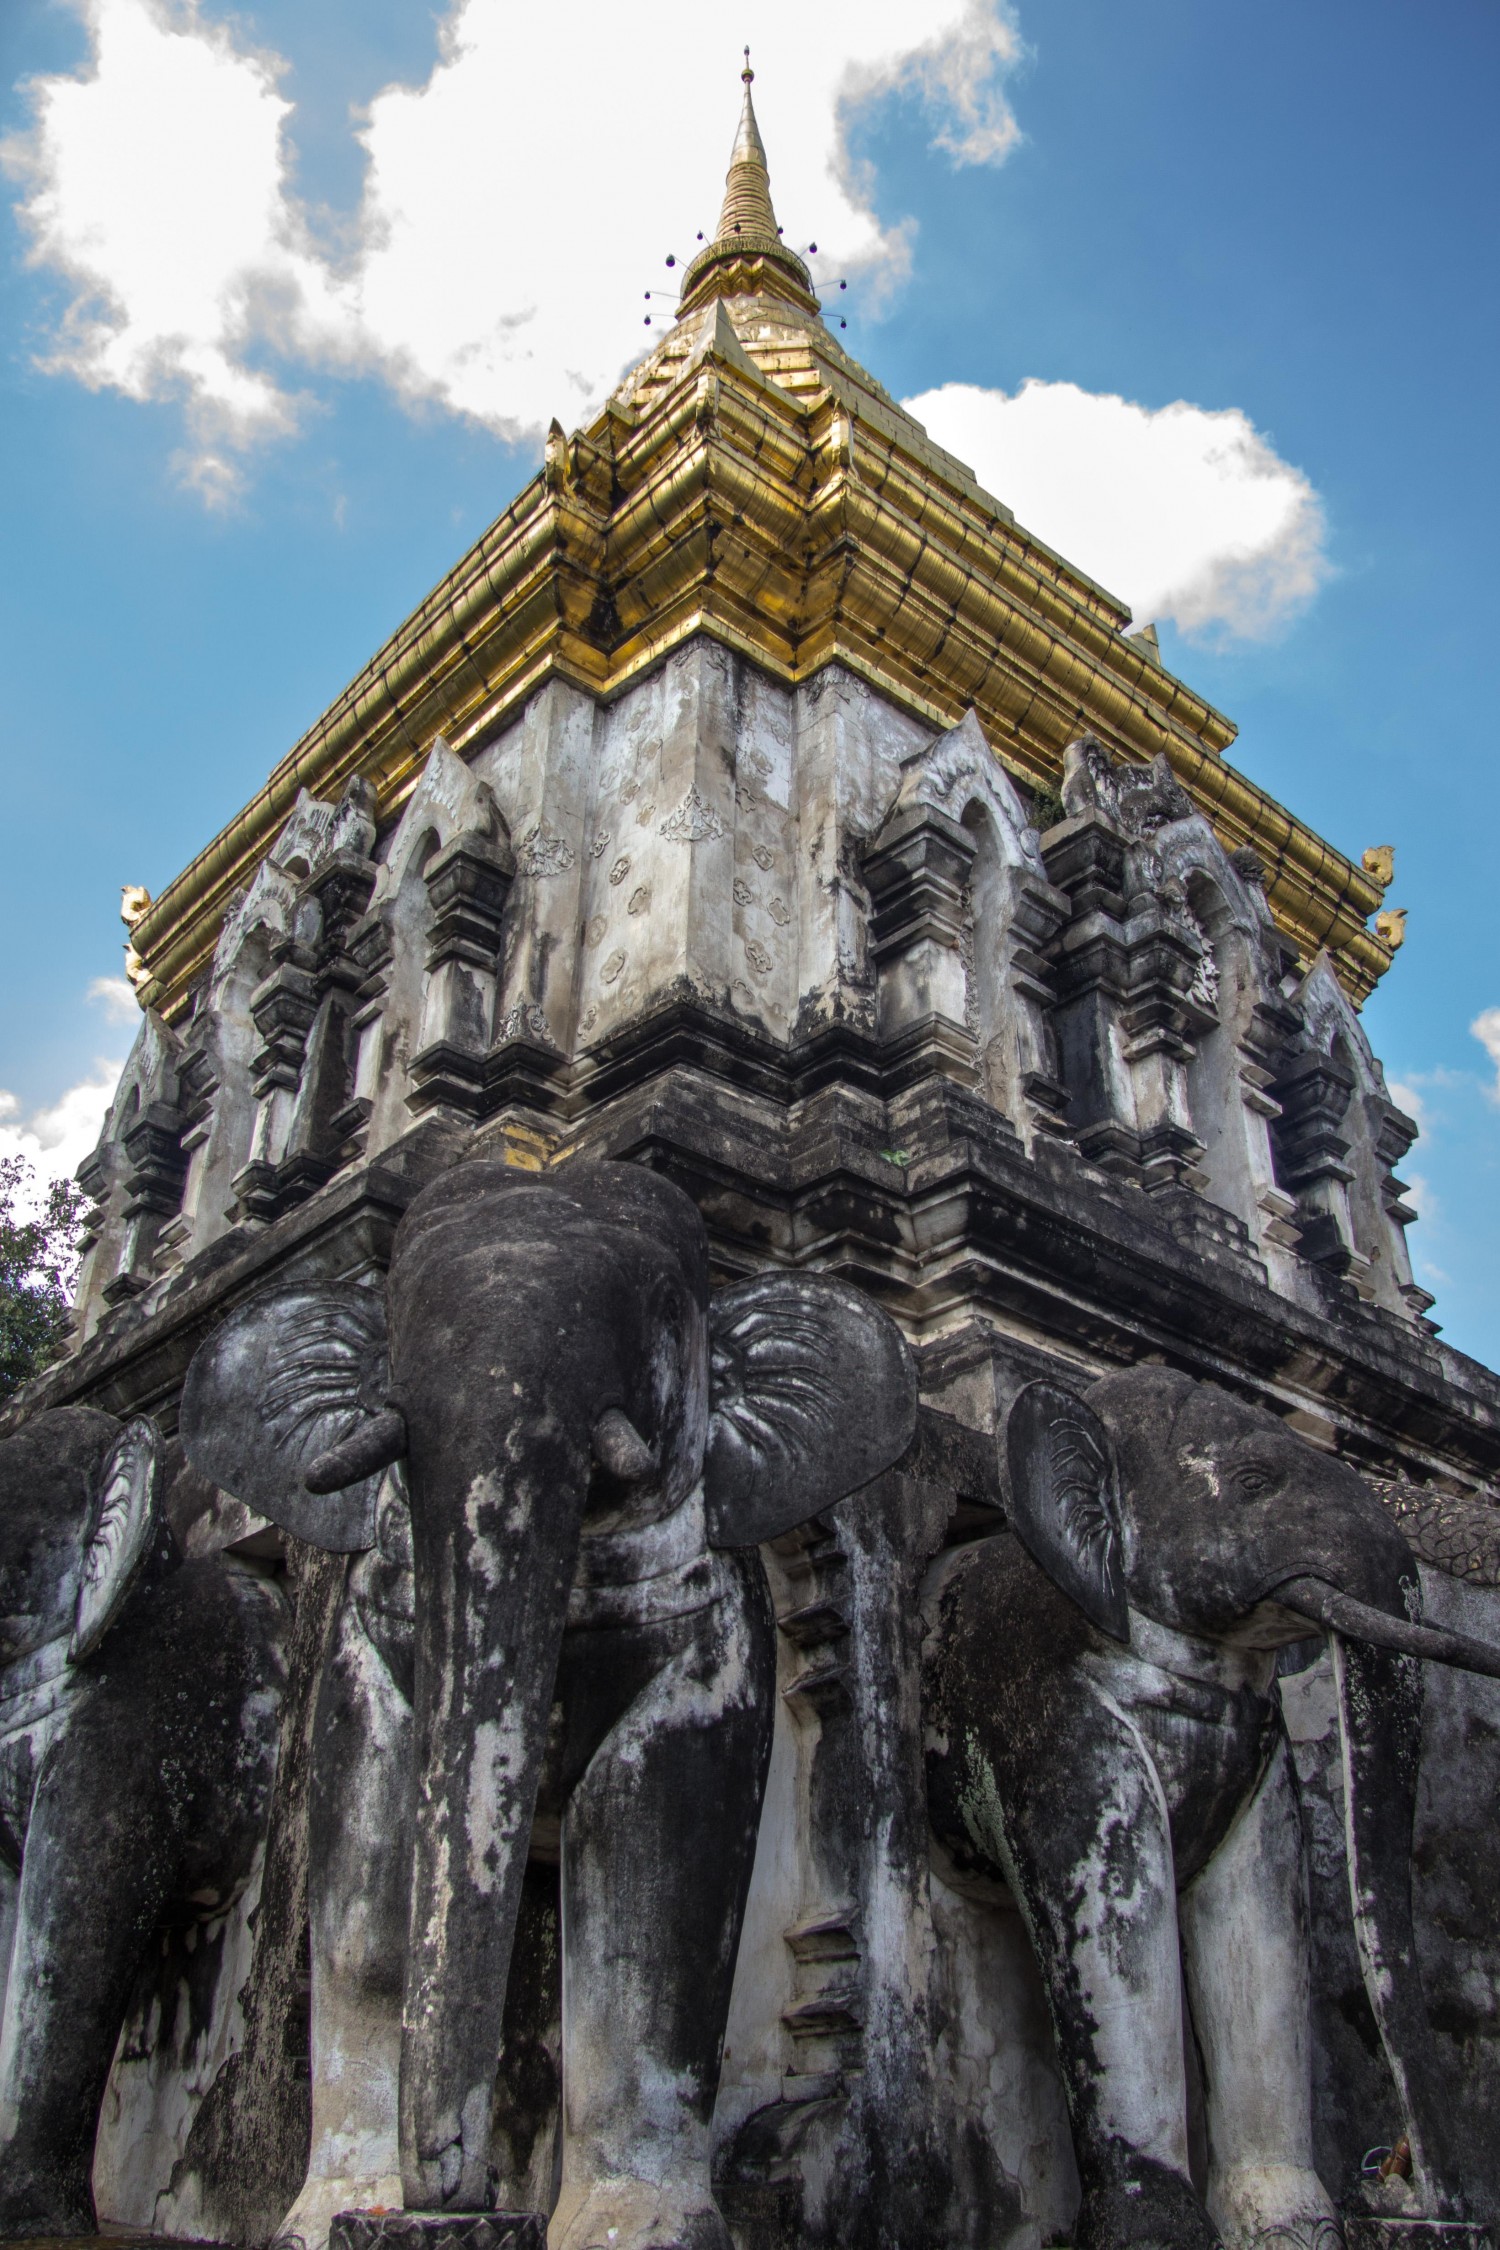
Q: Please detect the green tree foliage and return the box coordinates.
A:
[0,1156,91,1402]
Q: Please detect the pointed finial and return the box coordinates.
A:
[674,57,820,319]
[716,56,777,242]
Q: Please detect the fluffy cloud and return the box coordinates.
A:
[87,975,144,1023]
[5,0,1024,485]
[1386,1078,1431,1137]
[1471,1008,1500,1103]
[0,1060,124,1190]
[904,379,1331,643]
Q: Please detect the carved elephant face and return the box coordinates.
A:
[1007,1366,1500,1676]
[180,1155,916,2210]
[0,1407,164,1668]
[181,1157,917,1556]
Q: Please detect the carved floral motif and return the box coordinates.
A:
[517,821,576,878]
[660,788,724,843]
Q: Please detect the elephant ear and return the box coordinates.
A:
[179,1284,394,1553]
[71,1417,163,1662]
[1006,1380,1128,1640]
[705,1273,917,1548]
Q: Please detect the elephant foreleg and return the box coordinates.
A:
[0,1855,17,2037]
[283,1567,414,2250]
[926,1540,1218,2250]
[551,1553,775,2250]
[0,1704,182,2231]
[1179,1733,1339,2250]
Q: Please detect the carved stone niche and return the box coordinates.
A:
[339,740,514,1151]
[1277,953,1432,1321]
[74,1007,188,1329]
[861,802,979,1093]
[860,709,1070,1138]
[232,780,378,1222]
[1148,822,1307,1284]
[407,825,515,1119]
[1269,1041,1366,1289]
[1042,737,1208,1196]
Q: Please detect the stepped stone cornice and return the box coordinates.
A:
[131,100,1392,1018]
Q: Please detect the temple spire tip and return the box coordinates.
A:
[675,55,820,319]
[717,51,776,242]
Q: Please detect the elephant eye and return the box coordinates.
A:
[1236,1467,1272,1498]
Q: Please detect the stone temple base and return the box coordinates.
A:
[330,2214,548,2250]
[1344,2221,1493,2248]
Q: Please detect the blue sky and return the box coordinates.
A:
[2,0,1497,1364]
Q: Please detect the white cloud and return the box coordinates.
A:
[5,0,1024,480]
[0,1059,125,1190]
[1402,1168,1435,1224]
[1471,1008,1500,1103]
[1386,1078,1430,1137]
[3,0,318,486]
[903,378,1332,643]
[87,974,142,1023]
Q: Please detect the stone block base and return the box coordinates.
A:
[1344,2222,1492,2248]
[330,2213,547,2250]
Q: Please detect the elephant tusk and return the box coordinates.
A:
[304,1408,408,1493]
[1275,1574,1500,1681]
[592,1406,658,1482]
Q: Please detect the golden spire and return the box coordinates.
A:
[715,51,779,242]
[677,53,820,319]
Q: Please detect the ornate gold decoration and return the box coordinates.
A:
[1375,907,1407,949]
[1362,844,1395,887]
[129,77,1395,1016]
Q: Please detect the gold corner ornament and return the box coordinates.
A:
[1362,845,1395,888]
[125,79,1398,1020]
[1375,907,1408,950]
[121,884,153,995]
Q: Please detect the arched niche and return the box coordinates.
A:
[73,1009,184,1336]
[1151,819,1301,1277]
[1285,956,1427,1319]
[349,738,512,1143]
[865,709,1069,1142]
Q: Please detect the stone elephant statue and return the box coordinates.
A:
[181,1156,916,2248]
[923,1366,1500,2250]
[0,1405,288,2237]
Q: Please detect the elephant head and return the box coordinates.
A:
[1006,1365,1500,2223]
[0,1405,166,1683]
[180,1156,915,2211]
[0,1404,290,2238]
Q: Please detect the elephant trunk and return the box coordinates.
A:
[1275,1566,1499,2215]
[305,1408,407,1493]
[1271,1567,1474,2219]
[399,1410,591,2212]
[1276,1573,1500,1680]
[1329,1631,1466,2218]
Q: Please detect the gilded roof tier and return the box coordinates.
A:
[130,81,1393,1016]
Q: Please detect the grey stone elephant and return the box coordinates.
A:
[923,1366,1500,2250]
[0,1405,288,2237]
[180,1156,916,2249]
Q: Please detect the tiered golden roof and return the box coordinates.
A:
[132,72,1393,1015]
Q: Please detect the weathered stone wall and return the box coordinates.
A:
[74,645,1426,1351]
